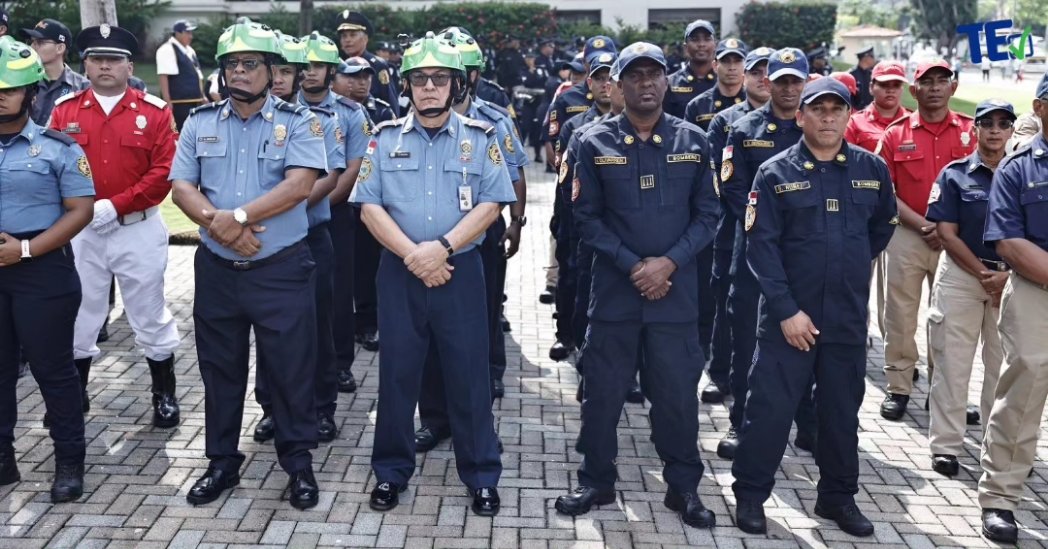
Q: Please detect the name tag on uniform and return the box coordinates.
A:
[198,136,219,143]
[595,156,628,165]
[390,151,411,158]
[459,185,474,211]
[566,105,588,114]
[899,142,917,152]
[743,139,775,148]
[640,175,655,189]
[851,180,880,190]
[671,86,693,93]
[774,181,811,194]
[696,114,715,122]
[667,153,701,163]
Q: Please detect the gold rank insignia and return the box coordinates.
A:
[767,123,777,132]
[559,161,569,184]
[826,199,839,212]
[706,73,715,80]
[77,156,93,180]
[504,134,515,154]
[721,159,734,181]
[652,135,662,144]
[310,119,323,137]
[586,93,593,101]
[358,157,372,182]
[803,161,815,170]
[274,124,288,143]
[593,38,605,48]
[714,100,722,108]
[835,153,847,163]
[488,142,503,165]
[461,140,473,156]
[378,69,390,85]
[572,177,581,201]
[624,135,635,145]
[363,121,372,136]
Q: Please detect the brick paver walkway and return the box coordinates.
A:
[6,163,1045,548]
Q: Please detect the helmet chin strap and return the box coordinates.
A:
[0,87,36,124]
[411,77,461,118]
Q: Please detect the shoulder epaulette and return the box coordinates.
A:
[335,95,362,111]
[483,79,506,92]
[373,118,404,134]
[955,111,974,120]
[53,89,86,106]
[462,117,495,135]
[308,105,335,118]
[373,97,391,108]
[944,156,970,169]
[143,93,167,109]
[190,101,223,116]
[885,115,910,130]
[275,100,309,115]
[478,100,511,119]
[42,128,76,146]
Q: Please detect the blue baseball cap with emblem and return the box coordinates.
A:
[684,19,715,40]
[768,47,808,81]
[584,35,616,62]
[612,42,667,82]
[974,99,1016,121]
[715,38,748,60]
[560,52,586,74]
[745,47,774,71]
[801,77,852,108]
[1038,72,1048,99]
[589,52,616,77]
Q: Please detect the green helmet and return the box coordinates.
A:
[401,31,464,75]
[215,18,281,60]
[439,27,484,69]
[0,37,45,90]
[302,31,341,65]
[274,31,308,66]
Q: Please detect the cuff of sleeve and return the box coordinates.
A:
[664,248,691,271]
[768,294,800,323]
[984,230,1025,243]
[615,247,642,275]
[351,195,383,205]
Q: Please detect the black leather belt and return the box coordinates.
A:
[205,241,305,271]
[979,258,1010,272]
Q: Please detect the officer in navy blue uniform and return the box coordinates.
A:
[554,42,720,528]
[732,78,896,537]
[333,11,400,116]
[704,46,773,452]
[169,19,327,510]
[684,38,748,132]
[718,48,817,457]
[352,32,514,517]
[0,37,94,503]
[663,19,717,119]
[542,37,617,164]
[335,57,395,125]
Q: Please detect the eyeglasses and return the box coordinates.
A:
[976,119,1014,130]
[225,58,264,71]
[408,72,452,87]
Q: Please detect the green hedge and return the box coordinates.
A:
[735,0,837,51]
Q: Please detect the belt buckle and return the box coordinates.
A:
[232,260,251,271]
[118,211,147,226]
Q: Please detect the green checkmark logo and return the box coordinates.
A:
[1009,26,1032,60]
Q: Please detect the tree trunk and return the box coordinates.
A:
[80,0,119,27]
[299,0,314,36]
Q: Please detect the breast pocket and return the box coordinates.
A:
[845,189,880,234]
[195,140,227,188]
[379,158,421,202]
[780,190,824,235]
[893,151,925,183]
[2,162,54,205]
[599,165,638,210]
[257,146,288,189]
[663,161,697,207]
[120,134,152,173]
[1020,186,1048,226]
[443,159,483,207]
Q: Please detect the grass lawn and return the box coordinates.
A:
[161,197,199,244]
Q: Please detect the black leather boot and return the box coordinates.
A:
[51,462,84,503]
[0,447,19,486]
[147,356,180,428]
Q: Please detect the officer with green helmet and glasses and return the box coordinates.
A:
[298,31,371,397]
[0,35,94,503]
[352,32,515,516]
[251,31,346,446]
[169,18,327,510]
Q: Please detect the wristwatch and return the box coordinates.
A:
[20,239,33,263]
[437,236,455,256]
[511,215,527,227]
[233,207,249,226]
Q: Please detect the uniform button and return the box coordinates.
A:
[397,164,402,168]
[428,216,433,221]
[428,191,433,196]
[239,170,244,174]
[103,140,108,144]
[241,149,246,153]
[103,160,108,164]
[428,166,433,170]
[237,192,242,196]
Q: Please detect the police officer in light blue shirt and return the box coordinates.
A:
[0,37,94,504]
[169,19,327,511]
[352,32,515,517]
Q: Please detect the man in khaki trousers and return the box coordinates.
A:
[978,80,1048,545]
[924,99,1014,478]
[876,60,976,420]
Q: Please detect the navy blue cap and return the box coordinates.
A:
[768,47,809,81]
[588,52,616,76]
[801,77,852,108]
[77,24,138,57]
[975,99,1016,120]
[173,20,197,33]
[337,56,374,75]
[715,38,748,60]
[583,35,616,60]
[685,19,715,40]
[612,42,667,82]
[745,47,774,71]
[21,19,72,45]
[337,10,373,35]
[1038,72,1048,99]
[561,52,586,73]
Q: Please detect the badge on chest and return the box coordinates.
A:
[640,174,655,190]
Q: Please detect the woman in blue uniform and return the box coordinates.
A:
[0,36,95,502]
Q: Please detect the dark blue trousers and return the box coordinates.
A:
[572,244,594,373]
[352,207,380,336]
[0,243,84,465]
[371,249,501,490]
[254,224,337,416]
[194,243,317,474]
[732,334,866,506]
[554,229,578,347]
[330,202,356,373]
[481,216,508,382]
[579,320,705,494]
[696,244,715,358]
[706,245,734,387]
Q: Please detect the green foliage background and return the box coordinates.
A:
[735,1,838,51]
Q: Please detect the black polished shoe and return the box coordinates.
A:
[538,285,555,305]
[625,382,644,404]
[286,468,320,510]
[717,427,738,460]
[554,486,616,516]
[370,481,405,511]
[360,332,380,352]
[700,382,728,404]
[50,463,84,503]
[318,413,339,442]
[575,379,584,403]
[186,467,240,506]
[471,486,501,516]
[96,321,110,343]
[794,430,817,454]
[0,449,20,486]
[501,314,511,333]
[814,501,874,537]
[879,393,909,421]
[254,414,275,442]
[492,379,505,399]
[414,426,451,453]
[147,356,180,428]
[932,454,959,477]
[981,508,1018,544]
[735,499,767,534]
[337,370,357,393]
[913,367,920,383]
[664,490,716,528]
[549,340,572,361]
[967,404,981,426]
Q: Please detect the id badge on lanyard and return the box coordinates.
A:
[458,167,474,212]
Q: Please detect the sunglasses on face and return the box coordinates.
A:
[225,58,264,71]
[976,119,1014,130]
[408,72,452,87]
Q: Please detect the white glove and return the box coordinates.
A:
[90,200,119,235]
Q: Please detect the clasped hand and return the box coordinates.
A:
[203,209,265,257]
[630,257,675,301]
[405,240,454,287]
